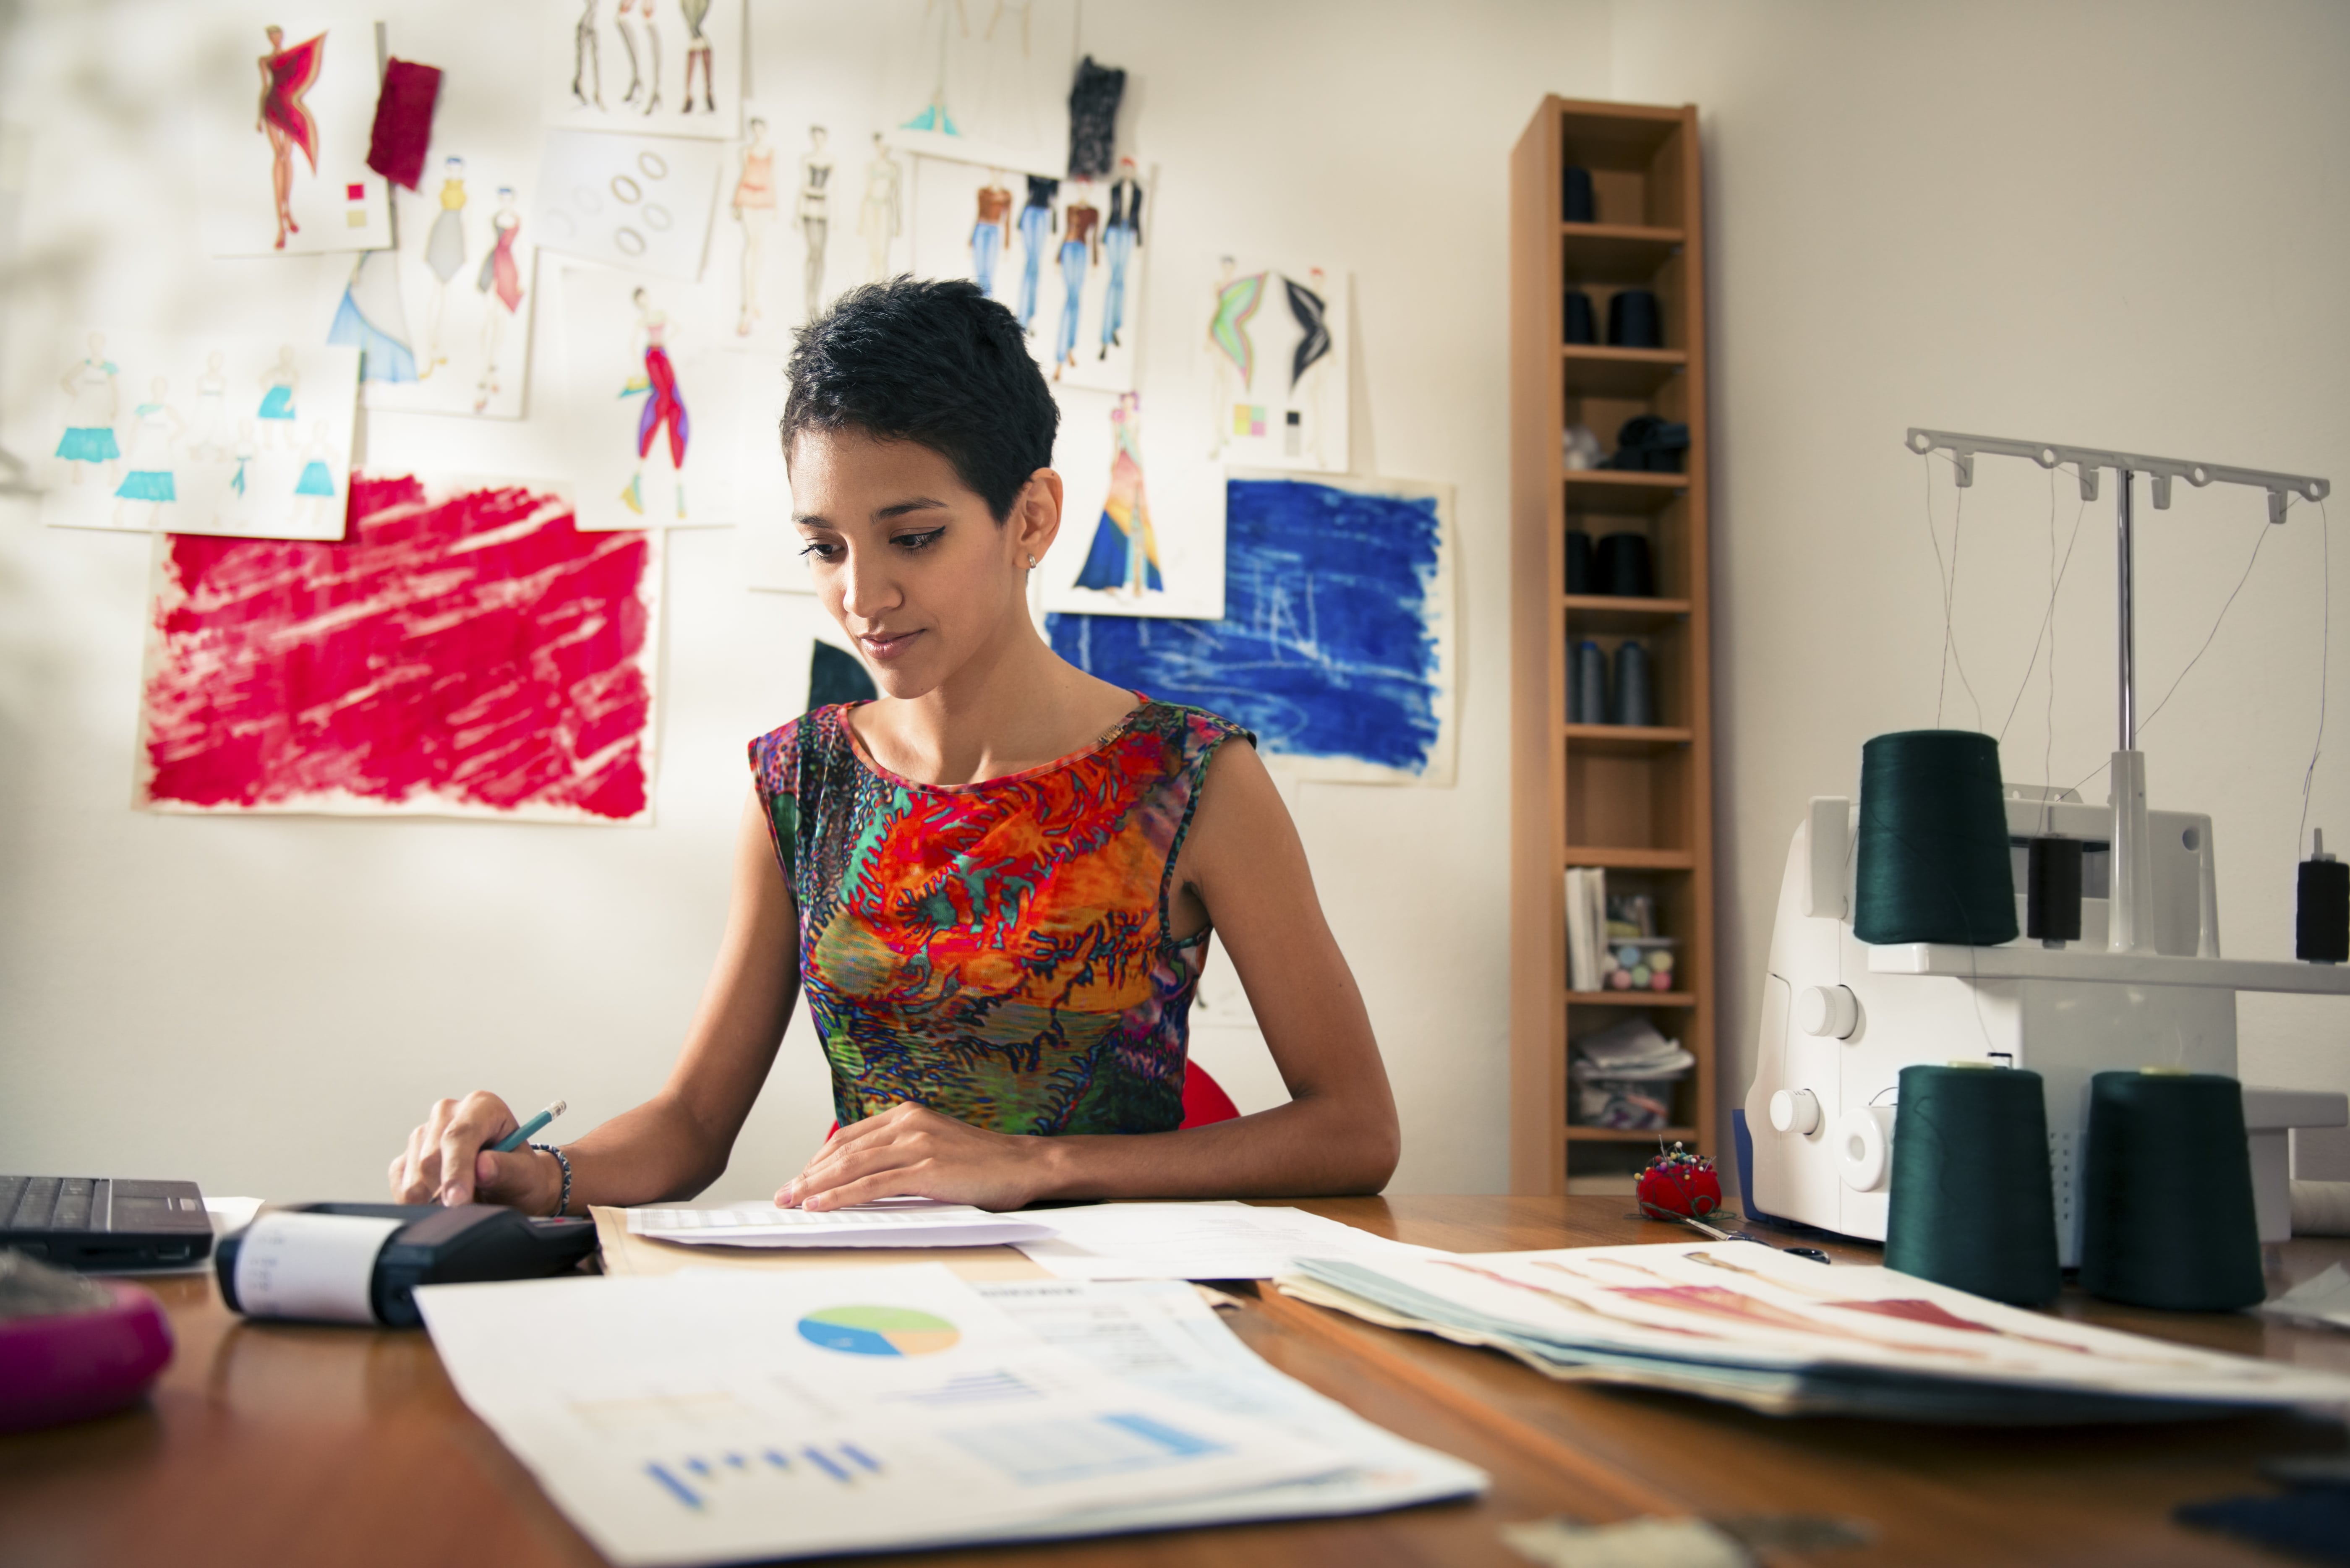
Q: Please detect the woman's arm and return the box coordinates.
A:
[388,790,802,1211]
[781,739,1402,1210]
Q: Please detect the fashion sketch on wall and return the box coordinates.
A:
[553,265,734,531]
[337,149,539,419]
[1203,259,1348,472]
[1039,390,1226,622]
[907,157,1152,394]
[39,330,361,540]
[544,0,742,141]
[203,20,392,257]
[532,129,722,282]
[880,0,1074,176]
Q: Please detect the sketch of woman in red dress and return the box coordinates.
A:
[620,287,689,520]
[474,188,525,412]
[256,26,325,251]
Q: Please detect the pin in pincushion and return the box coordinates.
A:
[1636,1142,1722,1220]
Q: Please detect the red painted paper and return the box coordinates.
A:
[138,474,659,822]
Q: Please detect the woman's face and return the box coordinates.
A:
[788,427,1058,699]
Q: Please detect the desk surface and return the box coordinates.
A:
[3,1197,2345,1568]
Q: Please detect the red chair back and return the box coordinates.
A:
[826,1064,1240,1141]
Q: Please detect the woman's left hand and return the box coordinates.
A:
[777,1103,1058,1212]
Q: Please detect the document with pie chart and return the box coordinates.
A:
[416,1265,1349,1565]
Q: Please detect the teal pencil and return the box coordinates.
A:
[491,1100,567,1154]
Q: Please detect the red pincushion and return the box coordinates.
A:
[1637,1143,1722,1220]
[0,1281,174,1433]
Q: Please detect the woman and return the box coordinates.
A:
[420,157,467,377]
[111,377,182,528]
[256,345,299,450]
[796,126,834,323]
[1052,183,1098,379]
[390,278,1398,1215]
[1073,392,1162,597]
[54,333,120,487]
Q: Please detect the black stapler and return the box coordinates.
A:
[215,1203,599,1327]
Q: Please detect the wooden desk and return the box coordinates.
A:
[2,1198,2343,1567]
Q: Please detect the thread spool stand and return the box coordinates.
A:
[1904,430,2332,958]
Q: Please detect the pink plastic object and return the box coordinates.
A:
[0,1282,174,1433]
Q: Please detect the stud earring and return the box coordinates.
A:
[1026,553,1038,569]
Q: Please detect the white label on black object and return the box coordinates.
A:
[233,1212,404,1323]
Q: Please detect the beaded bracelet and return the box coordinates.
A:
[533,1143,573,1217]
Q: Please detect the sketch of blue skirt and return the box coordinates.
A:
[115,469,175,502]
[56,426,120,462]
[295,460,336,497]
[258,385,296,421]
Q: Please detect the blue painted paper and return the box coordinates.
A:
[1049,477,1447,777]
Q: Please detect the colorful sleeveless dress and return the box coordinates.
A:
[749,698,1252,1135]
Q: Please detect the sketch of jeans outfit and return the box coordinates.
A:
[1014,176,1057,330]
[972,220,1003,294]
[1101,177,1141,353]
[1054,239,1088,365]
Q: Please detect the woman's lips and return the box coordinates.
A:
[859,629,920,661]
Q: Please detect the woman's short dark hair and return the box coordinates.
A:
[781,277,1057,522]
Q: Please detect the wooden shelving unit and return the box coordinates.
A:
[1509,97,1716,1195]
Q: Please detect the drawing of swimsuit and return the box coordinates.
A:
[258,384,297,422]
[1211,274,1266,389]
[636,346,689,466]
[1055,238,1088,363]
[113,406,175,501]
[56,361,121,461]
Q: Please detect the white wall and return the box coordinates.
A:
[1608,1,2350,1127]
[0,1,1611,1200]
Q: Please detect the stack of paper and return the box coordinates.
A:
[1278,1243,2350,1423]
[417,1264,1482,1564]
[627,1198,1054,1249]
[1012,1203,1436,1281]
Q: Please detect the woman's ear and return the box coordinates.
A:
[1012,467,1064,566]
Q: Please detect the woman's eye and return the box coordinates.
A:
[796,539,842,561]
[895,528,946,552]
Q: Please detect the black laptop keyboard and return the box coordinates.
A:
[0,1176,98,1230]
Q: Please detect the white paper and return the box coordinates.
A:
[543,0,744,142]
[38,330,360,539]
[533,131,723,282]
[968,1279,1486,1534]
[1319,1244,2350,1406]
[232,1211,402,1323]
[2259,1263,2350,1332]
[415,1265,1349,1565]
[877,0,1076,177]
[199,16,393,257]
[1013,1204,1438,1282]
[629,1199,1054,1249]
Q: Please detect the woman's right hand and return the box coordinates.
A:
[387,1092,559,1211]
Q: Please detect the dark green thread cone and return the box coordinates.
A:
[1854,731,2018,947]
[1883,1064,2060,1306]
[2081,1071,2265,1311]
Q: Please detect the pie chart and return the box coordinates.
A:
[796,1305,961,1357]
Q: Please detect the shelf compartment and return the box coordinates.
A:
[1563,723,1690,756]
[1563,594,1691,634]
[1560,222,1684,285]
[1563,845,1694,871]
[1567,990,1696,1007]
[1565,1125,1698,1143]
[1561,345,1686,399]
[1562,471,1687,517]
